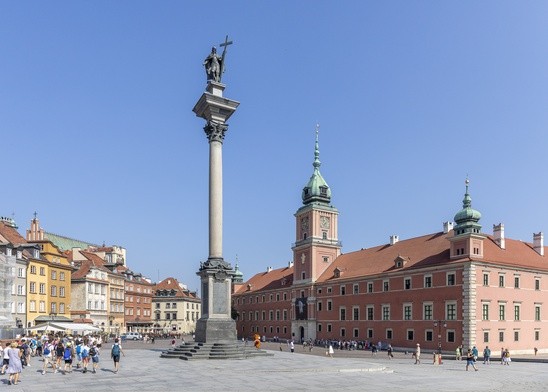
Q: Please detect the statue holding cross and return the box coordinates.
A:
[203,35,233,83]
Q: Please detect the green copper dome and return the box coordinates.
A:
[302,127,331,205]
[232,262,244,283]
[453,179,482,235]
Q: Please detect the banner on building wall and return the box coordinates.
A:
[295,298,308,320]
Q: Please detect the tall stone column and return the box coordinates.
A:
[192,80,239,343]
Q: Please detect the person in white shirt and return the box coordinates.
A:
[42,341,56,375]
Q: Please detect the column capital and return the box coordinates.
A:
[204,121,228,143]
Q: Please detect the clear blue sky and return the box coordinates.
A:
[2,1,547,293]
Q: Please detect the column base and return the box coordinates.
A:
[195,317,237,343]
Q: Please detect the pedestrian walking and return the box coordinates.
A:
[1,342,9,375]
[63,342,74,374]
[387,344,393,359]
[42,340,56,375]
[466,349,478,371]
[90,343,100,373]
[328,344,334,358]
[455,346,461,361]
[81,340,90,373]
[414,343,421,364]
[7,342,23,385]
[483,346,491,364]
[111,338,125,373]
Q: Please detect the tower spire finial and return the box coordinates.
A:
[313,123,321,170]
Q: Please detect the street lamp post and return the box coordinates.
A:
[434,320,447,355]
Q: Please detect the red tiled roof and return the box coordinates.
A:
[71,250,112,279]
[154,277,197,298]
[0,221,27,245]
[316,231,548,282]
[233,266,294,295]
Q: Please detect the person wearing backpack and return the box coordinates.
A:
[75,341,83,369]
[62,342,74,374]
[41,341,56,375]
[89,343,100,374]
[80,340,90,373]
[111,338,124,373]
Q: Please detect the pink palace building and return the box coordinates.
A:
[232,134,547,354]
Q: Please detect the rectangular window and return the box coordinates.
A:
[407,330,414,341]
[483,331,489,343]
[367,329,373,339]
[262,311,266,321]
[482,304,489,320]
[367,306,374,321]
[535,279,540,291]
[327,287,332,294]
[39,267,45,276]
[446,303,456,320]
[382,305,390,321]
[18,268,24,278]
[29,300,36,312]
[383,280,389,292]
[59,286,65,297]
[327,324,332,333]
[499,304,505,321]
[30,265,36,274]
[535,330,540,341]
[424,275,432,288]
[367,282,373,293]
[60,272,65,281]
[423,303,432,320]
[514,331,519,341]
[340,285,346,295]
[51,270,57,280]
[499,331,504,342]
[483,273,489,286]
[317,324,322,332]
[340,308,346,321]
[269,310,273,321]
[353,284,359,295]
[39,283,46,294]
[514,277,520,289]
[50,302,56,313]
[327,300,332,311]
[39,301,45,312]
[447,273,456,286]
[17,285,24,295]
[386,329,393,340]
[51,286,57,297]
[404,278,411,290]
[403,304,412,321]
[353,307,359,321]
[535,305,541,321]
[499,275,505,287]
[447,330,455,343]
[514,305,520,321]
[317,301,322,312]
[353,328,359,338]
[425,330,433,341]
[283,310,288,320]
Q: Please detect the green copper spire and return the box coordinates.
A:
[232,256,244,283]
[453,178,482,235]
[302,124,331,205]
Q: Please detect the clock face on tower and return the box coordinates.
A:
[320,216,330,229]
[301,217,309,231]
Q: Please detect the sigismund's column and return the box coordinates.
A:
[192,37,239,343]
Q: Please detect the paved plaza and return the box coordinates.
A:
[3,340,547,391]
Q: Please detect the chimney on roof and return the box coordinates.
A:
[443,221,454,234]
[267,266,272,273]
[288,261,294,268]
[493,223,505,249]
[533,232,544,256]
[389,235,399,245]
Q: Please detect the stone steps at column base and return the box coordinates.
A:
[160,342,274,360]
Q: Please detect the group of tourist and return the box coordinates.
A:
[0,334,125,385]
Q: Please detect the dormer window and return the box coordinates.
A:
[33,249,40,259]
[394,255,407,269]
[333,268,341,278]
[319,186,328,197]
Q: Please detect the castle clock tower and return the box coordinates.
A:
[291,127,341,342]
